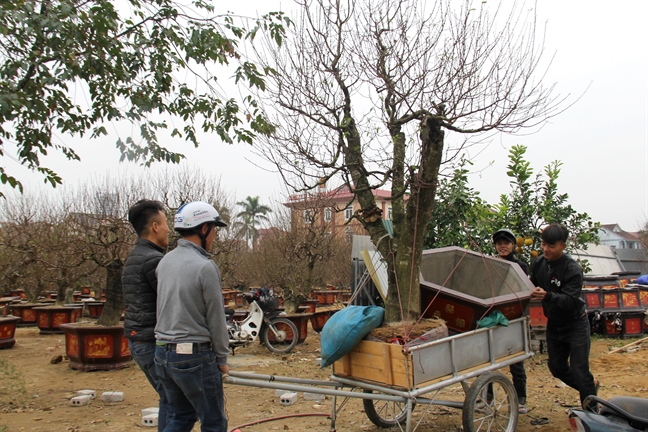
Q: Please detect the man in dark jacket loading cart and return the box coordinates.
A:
[492,229,529,414]
[530,224,598,410]
[122,199,173,430]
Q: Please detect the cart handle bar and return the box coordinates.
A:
[224,375,462,408]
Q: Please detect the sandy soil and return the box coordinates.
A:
[0,324,646,432]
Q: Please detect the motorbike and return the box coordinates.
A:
[568,395,648,432]
[226,288,299,355]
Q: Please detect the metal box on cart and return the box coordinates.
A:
[418,247,534,333]
[332,317,531,389]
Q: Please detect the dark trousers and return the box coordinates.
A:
[546,315,597,409]
[509,361,527,404]
[487,361,526,405]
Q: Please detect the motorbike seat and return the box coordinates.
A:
[600,396,648,424]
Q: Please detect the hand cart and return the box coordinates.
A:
[225,316,532,432]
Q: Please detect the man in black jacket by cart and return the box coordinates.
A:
[122,199,173,430]
[530,224,598,410]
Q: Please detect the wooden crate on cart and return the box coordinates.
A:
[333,317,530,390]
[333,340,414,388]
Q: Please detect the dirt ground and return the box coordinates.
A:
[1,323,646,432]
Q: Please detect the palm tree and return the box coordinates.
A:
[234,196,272,248]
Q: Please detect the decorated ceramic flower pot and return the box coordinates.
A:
[0,315,21,349]
[34,306,81,334]
[59,323,132,372]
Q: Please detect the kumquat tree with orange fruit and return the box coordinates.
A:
[494,145,600,266]
[426,145,600,269]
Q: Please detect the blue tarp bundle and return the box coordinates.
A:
[320,305,384,368]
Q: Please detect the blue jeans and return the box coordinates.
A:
[129,340,170,432]
[546,315,597,409]
[154,345,227,432]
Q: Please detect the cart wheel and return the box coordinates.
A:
[462,371,518,432]
[260,318,299,354]
[362,390,414,428]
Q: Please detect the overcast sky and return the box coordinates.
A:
[2,0,647,232]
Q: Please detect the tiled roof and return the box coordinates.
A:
[286,185,392,203]
[601,223,640,241]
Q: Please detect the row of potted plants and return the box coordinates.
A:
[1,286,348,370]
[0,302,129,372]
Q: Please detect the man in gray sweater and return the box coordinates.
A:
[154,201,229,432]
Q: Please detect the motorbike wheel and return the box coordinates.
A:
[462,371,518,432]
[260,317,299,354]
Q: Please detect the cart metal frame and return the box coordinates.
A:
[225,317,533,432]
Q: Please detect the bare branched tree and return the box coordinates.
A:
[66,178,139,325]
[251,0,568,322]
[0,192,43,302]
[0,190,97,303]
[147,166,244,284]
[242,204,351,313]
[0,167,248,322]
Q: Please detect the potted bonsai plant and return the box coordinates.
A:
[6,257,54,327]
[58,190,135,371]
[239,206,351,341]
[61,259,131,371]
[24,204,95,333]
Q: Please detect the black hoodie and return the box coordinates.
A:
[501,253,529,275]
[530,254,585,325]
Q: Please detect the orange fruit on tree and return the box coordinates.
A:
[524,238,533,246]
[530,250,539,257]
[516,237,525,246]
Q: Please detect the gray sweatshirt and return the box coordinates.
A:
[154,239,229,365]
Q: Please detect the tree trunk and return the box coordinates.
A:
[336,81,445,325]
[97,260,124,326]
[283,295,305,314]
[55,268,68,306]
[384,115,444,323]
[64,288,74,304]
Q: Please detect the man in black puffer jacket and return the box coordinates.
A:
[530,224,598,411]
[122,199,173,431]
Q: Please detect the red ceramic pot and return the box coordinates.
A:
[59,323,132,372]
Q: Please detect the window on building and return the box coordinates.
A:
[344,226,354,242]
[324,208,332,222]
[387,206,392,220]
[345,206,353,220]
[303,209,313,224]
